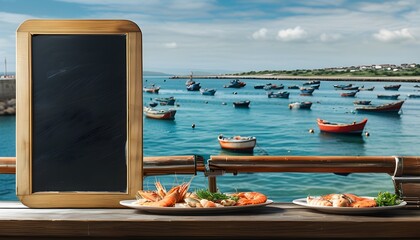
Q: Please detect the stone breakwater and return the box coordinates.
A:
[0,98,16,116]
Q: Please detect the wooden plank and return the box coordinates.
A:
[0,202,418,239]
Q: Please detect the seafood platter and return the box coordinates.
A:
[120,181,273,214]
[293,192,407,214]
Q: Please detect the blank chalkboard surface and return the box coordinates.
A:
[32,34,127,192]
[16,20,143,208]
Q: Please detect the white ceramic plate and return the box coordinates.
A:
[120,199,273,214]
[292,197,407,214]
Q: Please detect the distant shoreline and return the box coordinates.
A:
[169,75,420,82]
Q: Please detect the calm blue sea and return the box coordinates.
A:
[1,76,420,202]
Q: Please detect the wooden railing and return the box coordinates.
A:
[0,156,206,176]
[0,157,15,174]
[1,155,419,207]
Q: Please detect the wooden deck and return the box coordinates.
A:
[0,201,419,239]
[1,155,419,238]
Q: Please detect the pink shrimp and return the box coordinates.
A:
[140,190,179,207]
[234,192,267,206]
[306,196,333,206]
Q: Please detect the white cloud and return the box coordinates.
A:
[373,28,415,43]
[277,26,307,42]
[252,28,268,40]
[320,33,342,42]
[0,11,34,24]
[164,42,178,48]
[358,0,414,13]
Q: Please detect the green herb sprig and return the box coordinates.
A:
[195,189,239,202]
[375,191,402,206]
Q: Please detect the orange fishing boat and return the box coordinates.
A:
[317,118,368,135]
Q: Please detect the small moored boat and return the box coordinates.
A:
[303,80,320,85]
[317,118,368,135]
[233,100,251,108]
[267,91,289,98]
[334,84,352,89]
[407,94,420,98]
[289,101,312,109]
[359,86,375,91]
[143,107,176,120]
[200,88,217,95]
[143,85,160,93]
[187,82,201,91]
[309,84,320,89]
[341,90,358,97]
[300,87,315,95]
[264,84,284,90]
[377,94,399,100]
[224,79,246,88]
[341,85,362,90]
[353,100,371,105]
[218,134,257,152]
[355,100,404,113]
[384,84,401,90]
[288,85,300,89]
[154,96,176,105]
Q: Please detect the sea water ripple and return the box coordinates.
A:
[1,76,420,201]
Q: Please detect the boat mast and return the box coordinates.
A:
[4,58,6,76]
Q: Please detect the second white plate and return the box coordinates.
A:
[292,197,407,214]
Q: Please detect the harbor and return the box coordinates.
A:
[0,1,419,239]
[169,74,420,82]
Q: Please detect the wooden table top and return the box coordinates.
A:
[0,201,419,239]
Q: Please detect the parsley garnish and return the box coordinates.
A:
[375,191,402,206]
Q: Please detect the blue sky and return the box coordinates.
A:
[1,0,420,74]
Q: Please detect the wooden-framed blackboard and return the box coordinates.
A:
[16,20,143,208]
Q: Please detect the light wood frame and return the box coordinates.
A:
[16,19,143,208]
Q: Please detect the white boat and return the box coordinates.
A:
[143,107,176,120]
[267,91,289,98]
[143,85,160,93]
[200,88,217,95]
[288,101,312,109]
[300,87,315,95]
[217,134,256,152]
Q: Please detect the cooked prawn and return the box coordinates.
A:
[340,194,375,208]
[136,190,162,202]
[233,192,267,206]
[319,193,377,208]
[351,199,377,208]
[140,190,179,207]
[165,182,191,203]
[306,196,333,206]
[321,193,340,201]
[321,194,352,207]
[155,181,167,199]
[200,199,217,208]
[331,195,352,207]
